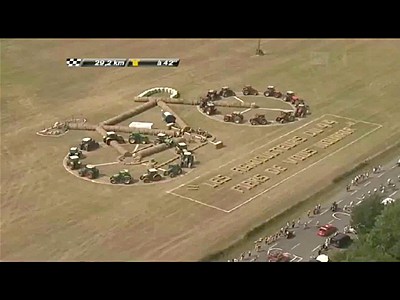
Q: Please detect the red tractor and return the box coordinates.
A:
[242,85,259,96]
[224,112,244,124]
[263,85,283,98]
[295,104,307,118]
[282,91,297,103]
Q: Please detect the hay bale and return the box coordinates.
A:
[100,99,157,126]
[136,137,185,159]
[213,141,223,149]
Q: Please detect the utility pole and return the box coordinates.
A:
[256,39,264,56]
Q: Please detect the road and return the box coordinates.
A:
[232,157,400,262]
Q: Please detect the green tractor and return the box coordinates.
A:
[103,131,125,145]
[163,164,183,178]
[67,155,82,170]
[154,132,175,147]
[175,142,188,154]
[110,169,133,184]
[78,164,100,179]
[140,168,162,183]
[79,137,99,151]
[180,151,195,168]
[68,147,83,158]
[128,133,150,144]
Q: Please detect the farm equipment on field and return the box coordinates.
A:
[79,137,99,151]
[78,165,100,179]
[140,168,162,183]
[67,155,82,170]
[282,91,295,102]
[69,147,83,158]
[242,85,259,96]
[295,104,307,118]
[163,164,183,178]
[224,112,244,124]
[249,114,269,125]
[180,151,195,168]
[276,111,295,123]
[205,89,220,101]
[103,131,125,145]
[175,142,188,154]
[263,86,283,98]
[218,86,236,98]
[110,169,133,184]
[154,132,175,147]
[128,133,150,144]
[201,101,217,115]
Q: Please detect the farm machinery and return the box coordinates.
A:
[218,86,235,98]
[163,164,183,178]
[78,165,100,179]
[154,133,175,147]
[110,169,133,184]
[200,100,217,115]
[175,142,188,154]
[249,114,269,125]
[294,103,307,118]
[282,91,299,104]
[224,112,244,124]
[205,89,221,101]
[276,111,295,123]
[66,155,82,170]
[79,137,99,151]
[68,147,83,158]
[180,151,195,168]
[103,131,125,145]
[140,168,162,183]
[263,86,283,98]
[242,85,259,96]
[128,133,150,144]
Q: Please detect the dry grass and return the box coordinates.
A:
[1,39,400,261]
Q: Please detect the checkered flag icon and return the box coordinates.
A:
[66,58,82,67]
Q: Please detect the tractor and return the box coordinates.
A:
[67,155,82,170]
[68,147,83,158]
[154,133,175,147]
[205,89,220,101]
[223,112,244,124]
[242,85,259,96]
[79,137,99,152]
[175,142,188,154]
[103,131,125,145]
[201,101,217,115]
[128,133,150,144]
[218,86,235,98]
[282,91,298,103]
[295,104,307,118]
[78,164,100,179]
[276,111,295,123]
[110,169,133,184]
[180,151,195,168]
[263,86,283,98]
[140,168,162,183]
[163,164,183,178]
[249,114,269,125]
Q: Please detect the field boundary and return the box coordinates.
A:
[167,114,383,213]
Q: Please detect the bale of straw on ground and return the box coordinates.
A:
[136,137,186,160]
[135,97,200,106]
[99,99,157,126]
[102,125,178,136]
[157,101,190,132]
[67,123,98,131]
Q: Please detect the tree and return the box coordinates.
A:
[350,194,385,235]
[365,200,400,260]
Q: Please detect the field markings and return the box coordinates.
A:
[241,108,252,114]
[226,124,383,213]
[350,190,357,195]
[356,200,363,205]
[233,96,244,103]
[391,165,397,169]
[332,212,351,220]
[320,208,330,215]
[291,243,301,250]
[167,115,382,213]
[364,181,371,187]
[324,114,383,128]
[328,219,335,224]
[378,173,385,178]
[167,115,327,194]
[389,191,398,197]
[312,245,321,252]
[337,199,343,204]
[92,161,120,167]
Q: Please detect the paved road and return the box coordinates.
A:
[231,157,400,262]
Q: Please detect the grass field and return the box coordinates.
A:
[1,39,400,261]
